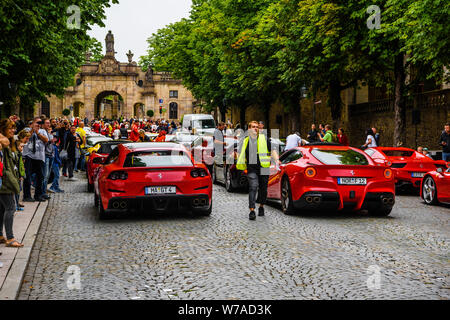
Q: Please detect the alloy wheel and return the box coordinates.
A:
[423,176,436,204]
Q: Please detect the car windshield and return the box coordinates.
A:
[192,119,215,129]
[86,137,110,147]
[124,151,193,168]
[312,149,369,165]
[381,150,414,157]
[97,144,120,154]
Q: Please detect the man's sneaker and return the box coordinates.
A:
[258,207,265,216]
[16,207,24,212]
[63,173,67,177]
[41,194,50,200]
[56,189,65,193]
[23,198,35,202]
[47,189,55,194]
[249,210,256,220]
[68,177,78,181]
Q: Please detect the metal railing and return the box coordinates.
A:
[349,89,449,116]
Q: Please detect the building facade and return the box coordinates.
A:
[35,31,194,121]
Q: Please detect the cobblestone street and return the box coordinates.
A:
[18,172,449,300]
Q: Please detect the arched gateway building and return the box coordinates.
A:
[35,31,194,120]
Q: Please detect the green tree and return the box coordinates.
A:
[0,0,118,117]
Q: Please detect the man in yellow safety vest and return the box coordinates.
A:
[237,121,280,220]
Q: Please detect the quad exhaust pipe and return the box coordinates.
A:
[112,201,128,209]
[193,198,208,207]
[306,196,321,204]
[382,197,395,205]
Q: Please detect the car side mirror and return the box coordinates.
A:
[436,168,443,173]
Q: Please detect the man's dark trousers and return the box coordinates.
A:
[23,156,45,200]
[247,168,269,209]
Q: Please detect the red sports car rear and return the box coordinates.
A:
[268,145,395,216]
[94,142,212,219]
[365,147,446,190]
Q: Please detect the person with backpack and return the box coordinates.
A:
[64,125,81,181]
[0,119,23,248]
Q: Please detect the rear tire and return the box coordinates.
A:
[281,177,296,215]
[225,166,235,193]
[211,165,217,184]
[195,200,212,216]
[98,194,111,220]
[94,192,99,207]
[88,182,94,193]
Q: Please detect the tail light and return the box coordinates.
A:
[108,171,128,180]
[305,167,317,178]
[384,169,393,179]
[191,168,208,178]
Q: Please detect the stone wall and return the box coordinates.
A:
[348,90,450,149]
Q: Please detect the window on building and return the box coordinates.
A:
[169,90,178,98]
[41,100,50,117]
[169,102,178,119]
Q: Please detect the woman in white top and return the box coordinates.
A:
[363,129,377,148]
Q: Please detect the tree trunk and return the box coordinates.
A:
[239,104,247,129]
[264,103,270,134]
[393,53,406,147]
[328,80,342,130]
[219,105,227,123]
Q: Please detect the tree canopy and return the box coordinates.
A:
[0,0,118,117]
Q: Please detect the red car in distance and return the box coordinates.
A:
[267,144,395,216]
[421,163,450,205]
[364,147,447,191]
[86,140,129,192]
[93,142,212,219]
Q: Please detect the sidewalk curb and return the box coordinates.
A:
[0,201,48,300]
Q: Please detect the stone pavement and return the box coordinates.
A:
[17,172,450,300]
[0,198,48,300]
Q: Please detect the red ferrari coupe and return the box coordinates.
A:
[267,144,395,216]
[364,147,446,190]
[93,142,212,219]
[86,140,129,192]
[421,164,450,205]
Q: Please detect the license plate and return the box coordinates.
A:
[411,172,425,178]
[145,186,176,195]
[338,177,367,185]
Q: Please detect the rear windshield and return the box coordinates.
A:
[380,150,414,157]
[97,144,119,154]
[312,149,369,165]
[192,119,215,129]
[124,151,193,168]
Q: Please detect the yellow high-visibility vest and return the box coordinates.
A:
[237,134,271,171]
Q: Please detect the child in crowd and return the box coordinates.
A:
[49,135,64,193]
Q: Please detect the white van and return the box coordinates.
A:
[182,114,216,136]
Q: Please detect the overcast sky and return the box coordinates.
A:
[88,0,192,63]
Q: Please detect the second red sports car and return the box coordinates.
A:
[364,147,446,191]
[267,144,395,216]
[93,142,212,219]
[86,140,129,192]
[421,163,450,205]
